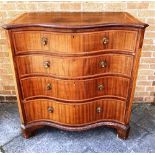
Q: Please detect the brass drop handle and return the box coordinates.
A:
[99,60,107,68]
[41,37,48,46]
[102,37,109,45]
[47,83,52,90]
[43,61,50,68]
[96,107,102,113]
[98,84,104,91]
[48,107,54,113]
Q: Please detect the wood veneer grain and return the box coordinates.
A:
[3,12,148,30]
[3,12,148,139]
[21,76,130,101]
[24,99,126,125]
[12,30,137,53]
[16,53,133,78]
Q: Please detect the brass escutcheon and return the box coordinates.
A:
[102,37,109,45]
[41,37,48,46]
[43,61,50,68]
[47,83,52,90]
[98,84,104,91]
[48,107,54,113]
[96,107,102,113]
[99,60,107,68]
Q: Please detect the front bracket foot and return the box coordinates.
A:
[22,128,32,139]
[21,124,44,139]
[117,125,130,140]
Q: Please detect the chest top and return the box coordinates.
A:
[3,12,148,30]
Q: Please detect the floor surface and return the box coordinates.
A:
[0,103,155,153]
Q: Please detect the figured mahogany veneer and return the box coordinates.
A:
[16,54,133,78]
[13,30,137,54]
[3,12,148,139]
[24,99,126,125]
[21,76,130,101]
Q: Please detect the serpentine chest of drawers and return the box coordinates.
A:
[3,12,148,139]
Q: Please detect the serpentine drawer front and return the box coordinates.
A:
[21,76,130,100]
[24,99,126,125]
[3,12,148,139]
[12,30,137,53]
[16,54,133,78]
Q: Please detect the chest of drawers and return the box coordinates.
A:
[3,12,148,139]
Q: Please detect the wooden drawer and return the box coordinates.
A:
[24,99,126,125]
[16,54,133,78]
[13,30,137,54]
[21,76,130,100]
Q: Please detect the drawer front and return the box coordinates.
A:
[13,30,137,53]
[16,54,133,78]
[21,76,130,100]
[24,99,126,125]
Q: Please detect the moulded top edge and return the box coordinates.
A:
[2,12,149,30]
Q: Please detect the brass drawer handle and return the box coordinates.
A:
[98,84,104,91]
[41,37,48,46]
[96,107,102,113]
[99,60,107,68]
[48,107,54,113]
[43,61,50,68]
[102,37,109,45]
[47,83,52,90]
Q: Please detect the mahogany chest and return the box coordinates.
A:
[3,12,148,139]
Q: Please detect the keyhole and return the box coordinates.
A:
[72,35,74,38]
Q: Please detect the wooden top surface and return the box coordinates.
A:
[3,12,148,30]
